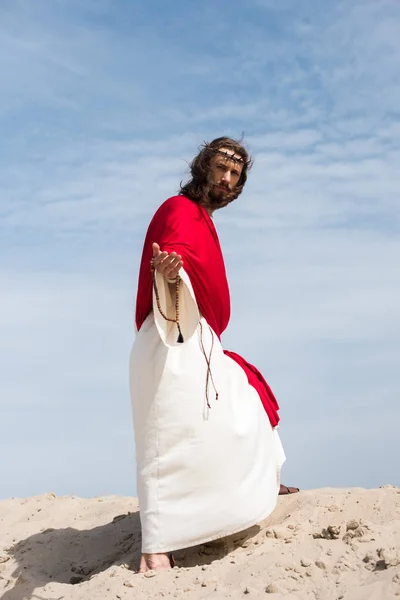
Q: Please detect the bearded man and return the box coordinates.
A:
[130,137,297,573]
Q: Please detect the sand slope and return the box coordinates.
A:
[0,486,399,599]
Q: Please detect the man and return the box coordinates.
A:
[130,137,297,573]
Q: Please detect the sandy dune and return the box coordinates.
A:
[0,486,399,599]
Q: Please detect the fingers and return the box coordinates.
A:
[164,256,183,279]
[161,255,183,278]
[153,251,178,268]
[151,246,183,278]
[152,250,168,267]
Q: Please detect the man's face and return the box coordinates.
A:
[208,148,243,201]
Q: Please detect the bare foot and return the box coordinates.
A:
[138,553,173,573]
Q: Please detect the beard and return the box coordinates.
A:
[208,184,231,208]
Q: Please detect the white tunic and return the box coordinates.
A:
[129,268,286,553]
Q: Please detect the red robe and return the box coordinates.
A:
[135,195,280,427]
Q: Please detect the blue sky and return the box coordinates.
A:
[1,0,399,499]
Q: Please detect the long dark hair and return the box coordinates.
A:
[179,137,253,211]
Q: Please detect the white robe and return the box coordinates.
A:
[129,268,286,553]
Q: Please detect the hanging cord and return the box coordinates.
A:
[151,260,184,343]
[198,321,219,408]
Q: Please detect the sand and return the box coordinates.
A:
[0,486,399,600]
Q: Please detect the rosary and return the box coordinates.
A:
[150,259,184,343]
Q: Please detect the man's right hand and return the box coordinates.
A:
[152,242,183,281]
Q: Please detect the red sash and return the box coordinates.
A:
[135,195,280,427]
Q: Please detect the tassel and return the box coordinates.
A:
[177,324,184,344]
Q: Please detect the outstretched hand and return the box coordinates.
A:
[152,242,183,281]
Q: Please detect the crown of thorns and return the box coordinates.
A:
[211,148,245,165]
